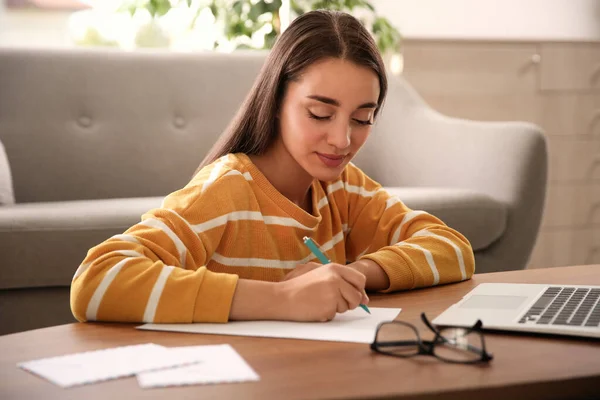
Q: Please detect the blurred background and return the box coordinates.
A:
[1,0,599,269]
[1,1,598,51]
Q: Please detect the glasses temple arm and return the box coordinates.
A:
[421,313,444,336]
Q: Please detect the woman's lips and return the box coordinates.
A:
[317,153,346,168]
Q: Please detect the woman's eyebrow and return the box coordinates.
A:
[306,95,377,109]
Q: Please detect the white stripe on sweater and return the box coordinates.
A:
[326,181,381,198]
[397,242,440,285]
[390,210,429,245]
[72,250,144,282]
[163,208,198,237]
[413,230,467,280]
[201,155,229,193]
[316,195,329,210]
[109,234,140,244]
[318,230,344,256]
[223,169,253,180]
[85,257,131,320]
[143,265,175,323]
[211,253,310,269]
[211,230,345,268]
[191,211,313,234]
[72,262,90,282]
[139,218,187,267]
[326,180,344,195]
[161,169,251,208]
[385,196,401,210]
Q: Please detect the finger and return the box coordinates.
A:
[361,291,370,304]
[335,265,367,292]
[296,262,322,273]
[281,272,296,281]
[336,294,349,314]
[339,281,363,310]
[283,269,302,281]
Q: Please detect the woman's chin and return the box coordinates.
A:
[308,164,347,182]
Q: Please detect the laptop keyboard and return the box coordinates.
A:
[518,287,600,327]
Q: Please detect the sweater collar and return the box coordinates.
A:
[235,153,323,231]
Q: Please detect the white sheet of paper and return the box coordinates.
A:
[18,343,206,388]
[137,344,259,388]
[138,307,401,344]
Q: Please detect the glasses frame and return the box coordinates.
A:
[370,312,493,364]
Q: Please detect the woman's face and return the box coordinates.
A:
[278,57,380,182]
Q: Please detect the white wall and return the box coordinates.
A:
[0,3,72,47]
[372,0,600,42]
[1,0,599,47]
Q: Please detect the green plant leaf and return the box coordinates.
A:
[214,0,400,52]
[210,1,219,17]
[264,29,277,49]
[154,0,172,17]
[290,0,306,15]
[248,2,263,21]
[118,3,140,17]
[232,0,243,15]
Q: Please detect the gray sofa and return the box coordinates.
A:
[0,48,547,335]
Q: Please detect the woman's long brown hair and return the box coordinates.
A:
[196,10,388,172]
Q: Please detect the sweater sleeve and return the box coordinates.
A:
[342,165,475,292]
[70,171,248,324]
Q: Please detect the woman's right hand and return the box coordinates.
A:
[276,263,369,322]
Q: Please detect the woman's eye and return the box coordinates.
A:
[353,119,373,126]
[308,111,331,121]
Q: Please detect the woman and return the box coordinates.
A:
[71,10,474,325]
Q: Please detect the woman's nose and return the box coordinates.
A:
[327,121,351,149]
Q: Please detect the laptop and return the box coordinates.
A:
[432,283,600,339]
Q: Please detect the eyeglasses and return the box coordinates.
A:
[370,313,493,364]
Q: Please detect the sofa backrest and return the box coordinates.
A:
[0,48,428,203]
[0,49,266,202]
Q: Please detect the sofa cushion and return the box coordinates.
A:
[0,196,164,290]
[384,187,507,251]
[0,139,14,205]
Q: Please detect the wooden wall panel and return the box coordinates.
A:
[401,40,600,269]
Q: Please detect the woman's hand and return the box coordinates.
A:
[281,262,322,281]
[276,263,369,322]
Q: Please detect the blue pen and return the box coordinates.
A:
[302,236,371,314]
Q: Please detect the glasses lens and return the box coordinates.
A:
[433,327,485,362]
[374,322,420,356]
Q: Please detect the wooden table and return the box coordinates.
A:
[2,265,600,400]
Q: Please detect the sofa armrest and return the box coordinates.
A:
[401,110,546,205]
[0,197,163,289]
[355,81,548,271]
[0,139,14,205]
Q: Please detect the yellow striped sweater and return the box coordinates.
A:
[70,153,474,324]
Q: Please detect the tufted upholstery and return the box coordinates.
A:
[0,48,546,334]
